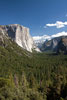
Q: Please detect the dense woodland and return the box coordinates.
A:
[0,38,67,100]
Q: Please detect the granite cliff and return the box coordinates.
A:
[0,24,40,52]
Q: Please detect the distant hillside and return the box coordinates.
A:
[40,36,67,54]
[33,32,67,49]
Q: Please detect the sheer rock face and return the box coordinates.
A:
[40,36,67,52]
[14,25,34,52]
[0,24,39,52]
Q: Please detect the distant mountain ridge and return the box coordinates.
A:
[38,36,67,54]
[33,31,67,45]
[33,33,67,53]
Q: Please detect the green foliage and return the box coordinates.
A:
[0,38,67,100]
[0,78,11,88]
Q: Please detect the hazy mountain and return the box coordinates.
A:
[33,31,67,48]
[40,36,67,53]
[33,32,67,53]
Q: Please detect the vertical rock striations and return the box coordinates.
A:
[0,24,40,52]
[15,24,34,52]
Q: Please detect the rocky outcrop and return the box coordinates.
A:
[57,37,67,54]
[40,37,60,52]
[40,36,67,53]
[0,24,40,52]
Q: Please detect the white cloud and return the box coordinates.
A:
[33,35,50,40]
[33,35,51,43]
[33,31,67,43]
[51,31,67,38]
[45,21,67,28]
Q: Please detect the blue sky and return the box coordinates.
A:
[0,0,67,36]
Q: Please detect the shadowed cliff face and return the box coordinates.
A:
[57,37,67,54]
[40,36,67,53]
[0,24,39,52]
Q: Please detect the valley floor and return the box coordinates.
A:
[0,43,67,100]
